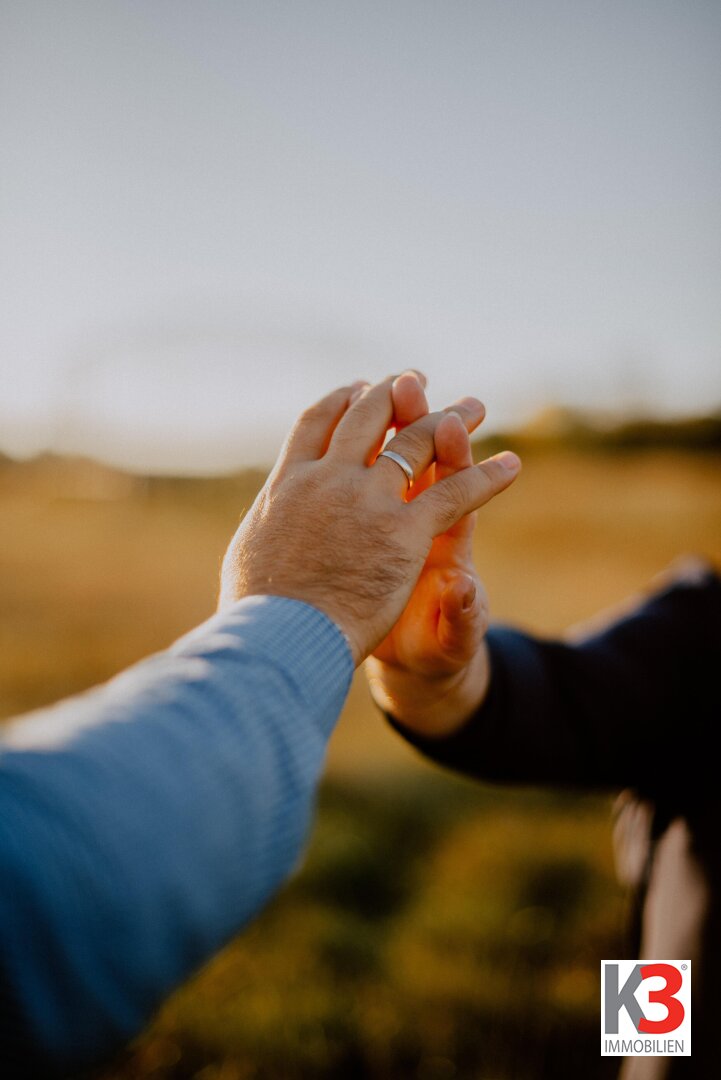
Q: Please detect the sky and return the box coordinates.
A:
[1,0,720,473]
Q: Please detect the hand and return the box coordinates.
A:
[365,408,520,735]
[219,374,520,666]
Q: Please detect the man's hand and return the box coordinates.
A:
[219,374,520,666]
[365,408,520,735]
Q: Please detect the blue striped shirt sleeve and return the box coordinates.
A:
[0,595,353,1072]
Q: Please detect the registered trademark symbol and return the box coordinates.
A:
[681,964,688,970]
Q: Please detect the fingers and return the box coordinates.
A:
[329,372,428,463]
[405,397,485,499]
[411,450,521,536]
[375,398,485,496]
[279,382,365,465]
[443,396,486,436]
[438,572,486,663]
[434,411,474,479]
[391,370,429,429]
[412,410,478,544]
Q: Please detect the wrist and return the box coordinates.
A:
[219,584,364,666]
[366,640,491,739]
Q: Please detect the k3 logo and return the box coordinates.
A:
[601,961,691,1057]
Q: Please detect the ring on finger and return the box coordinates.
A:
[377,448,415,489]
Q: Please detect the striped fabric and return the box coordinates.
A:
[0,595,352,1074]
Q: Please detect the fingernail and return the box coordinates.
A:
[397,369,427,388]
[462,583,477,611]
[492,450,521,473]
[443,397,484,430]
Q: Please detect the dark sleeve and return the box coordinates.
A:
[389,566,721,794]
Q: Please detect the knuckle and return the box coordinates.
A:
[301,399,330,422]
[353,394,377,418]
[297,404,321,426]
[392,421,431,461]
[476,460,504,493]
[439,471,470,507]
[433,496,462,530]
[341,396,376,429]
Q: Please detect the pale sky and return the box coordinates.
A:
[1,1,720,473]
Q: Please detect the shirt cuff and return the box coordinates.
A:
[173,595,355,738]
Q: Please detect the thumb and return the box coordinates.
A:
[438,572,487,663]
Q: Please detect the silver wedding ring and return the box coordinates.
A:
[378,448,415,488]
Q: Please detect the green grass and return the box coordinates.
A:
[102,778,624,1080]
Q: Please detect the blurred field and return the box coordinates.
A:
[1,446,720,1079]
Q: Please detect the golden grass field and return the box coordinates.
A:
[1,447,719,1079]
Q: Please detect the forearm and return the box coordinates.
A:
[0,596,352,1073]
[388,625,604,787]
[386,566,721,791]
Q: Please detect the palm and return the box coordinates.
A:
[372,397,489,679]
[372,515,483,677]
